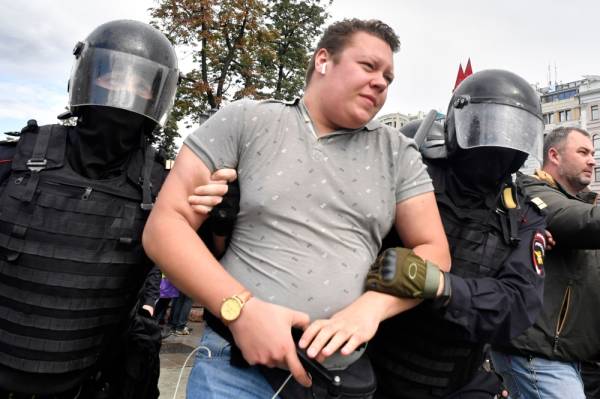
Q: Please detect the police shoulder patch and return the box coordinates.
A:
[531,231,546,276]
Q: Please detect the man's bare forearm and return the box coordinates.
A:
[413,243,451,272]
[358,290,421,321]
[143,210,245,316]
[142,146,247,317]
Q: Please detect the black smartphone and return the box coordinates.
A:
[291,328,342,395]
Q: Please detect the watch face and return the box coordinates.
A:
[221,297,242,322]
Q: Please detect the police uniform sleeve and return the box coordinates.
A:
[141,266,162,307]
[439,203,546,344]
[0,141,17,185]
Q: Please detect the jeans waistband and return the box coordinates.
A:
[204,311,250,368]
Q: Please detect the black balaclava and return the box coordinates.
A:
[68,106,155,179]
[446,146,527,207]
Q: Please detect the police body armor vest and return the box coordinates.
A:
[372,163,521,396]
[0,123,164,376]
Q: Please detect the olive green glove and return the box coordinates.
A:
[365,247,442,299]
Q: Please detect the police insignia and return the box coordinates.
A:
[530,196,547,210]
[531,231,546,276]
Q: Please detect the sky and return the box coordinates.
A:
[1,0,599,142]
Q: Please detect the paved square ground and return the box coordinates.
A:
[158,321,204,399]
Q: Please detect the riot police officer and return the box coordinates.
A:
[0,20,178,398]
[366,69,547,398]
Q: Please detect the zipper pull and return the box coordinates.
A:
[82,187,92,200]
[553,335,559,352]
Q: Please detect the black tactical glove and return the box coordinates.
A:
[365,247,442,299]
[209,180,240,236]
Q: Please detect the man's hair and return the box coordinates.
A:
[543,126,591,166]
[305,19,400,86]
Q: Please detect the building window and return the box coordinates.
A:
[592,105,599,121]
[594,135,600,151]
[595,167,600,182]
[558,89,577,100]
[542,90,578,103]
[559,110,572,122]
[543,113,554,124]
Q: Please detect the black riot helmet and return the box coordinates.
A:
[445,69,543,166]
[400,118,447,160]
[68,20,179,127]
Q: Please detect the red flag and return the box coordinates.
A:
[453,63,465,91]
[464,58,473,78]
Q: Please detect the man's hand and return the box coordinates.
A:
[188,168,238,215]
[366,247,442,299]
[298,293,386,364]
[141,304,154,316]
[228,297,312,387]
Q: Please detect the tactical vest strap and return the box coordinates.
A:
[496,205,521,247]
[27,123,49,171]
[0,299,121,330]
[0,345,98,374]
[499,183,521,246]
[21,125,51,203]
[140,144,154,211]
[507,208,521,246]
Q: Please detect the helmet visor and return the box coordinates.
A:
[454,103,544,161]
[69,47,178,126]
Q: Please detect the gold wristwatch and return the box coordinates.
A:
[220,290,252,324]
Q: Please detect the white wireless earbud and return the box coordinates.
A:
[320,63,327,75]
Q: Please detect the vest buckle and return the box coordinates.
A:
[26,158,47,172]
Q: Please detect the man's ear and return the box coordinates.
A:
[314,48,329,76]
[548,147,561,165]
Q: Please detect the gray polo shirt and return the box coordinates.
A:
[185,99,432,320]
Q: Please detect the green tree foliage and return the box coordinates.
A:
[265,0,330,100]
[149,0,330,153]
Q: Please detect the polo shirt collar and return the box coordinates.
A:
[298,97,381,134]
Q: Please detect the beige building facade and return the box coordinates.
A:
[537,76,600,193]
[578,76,600,193]
[378,111,429,130]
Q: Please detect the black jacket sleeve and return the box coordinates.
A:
[0,142,16,185]
[141,266,161,308]
[439,203,546,344]
[525,181,600,249]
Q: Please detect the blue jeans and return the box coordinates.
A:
[168,294,193,329]
[187,326,278,398]
[490,350,585,399]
